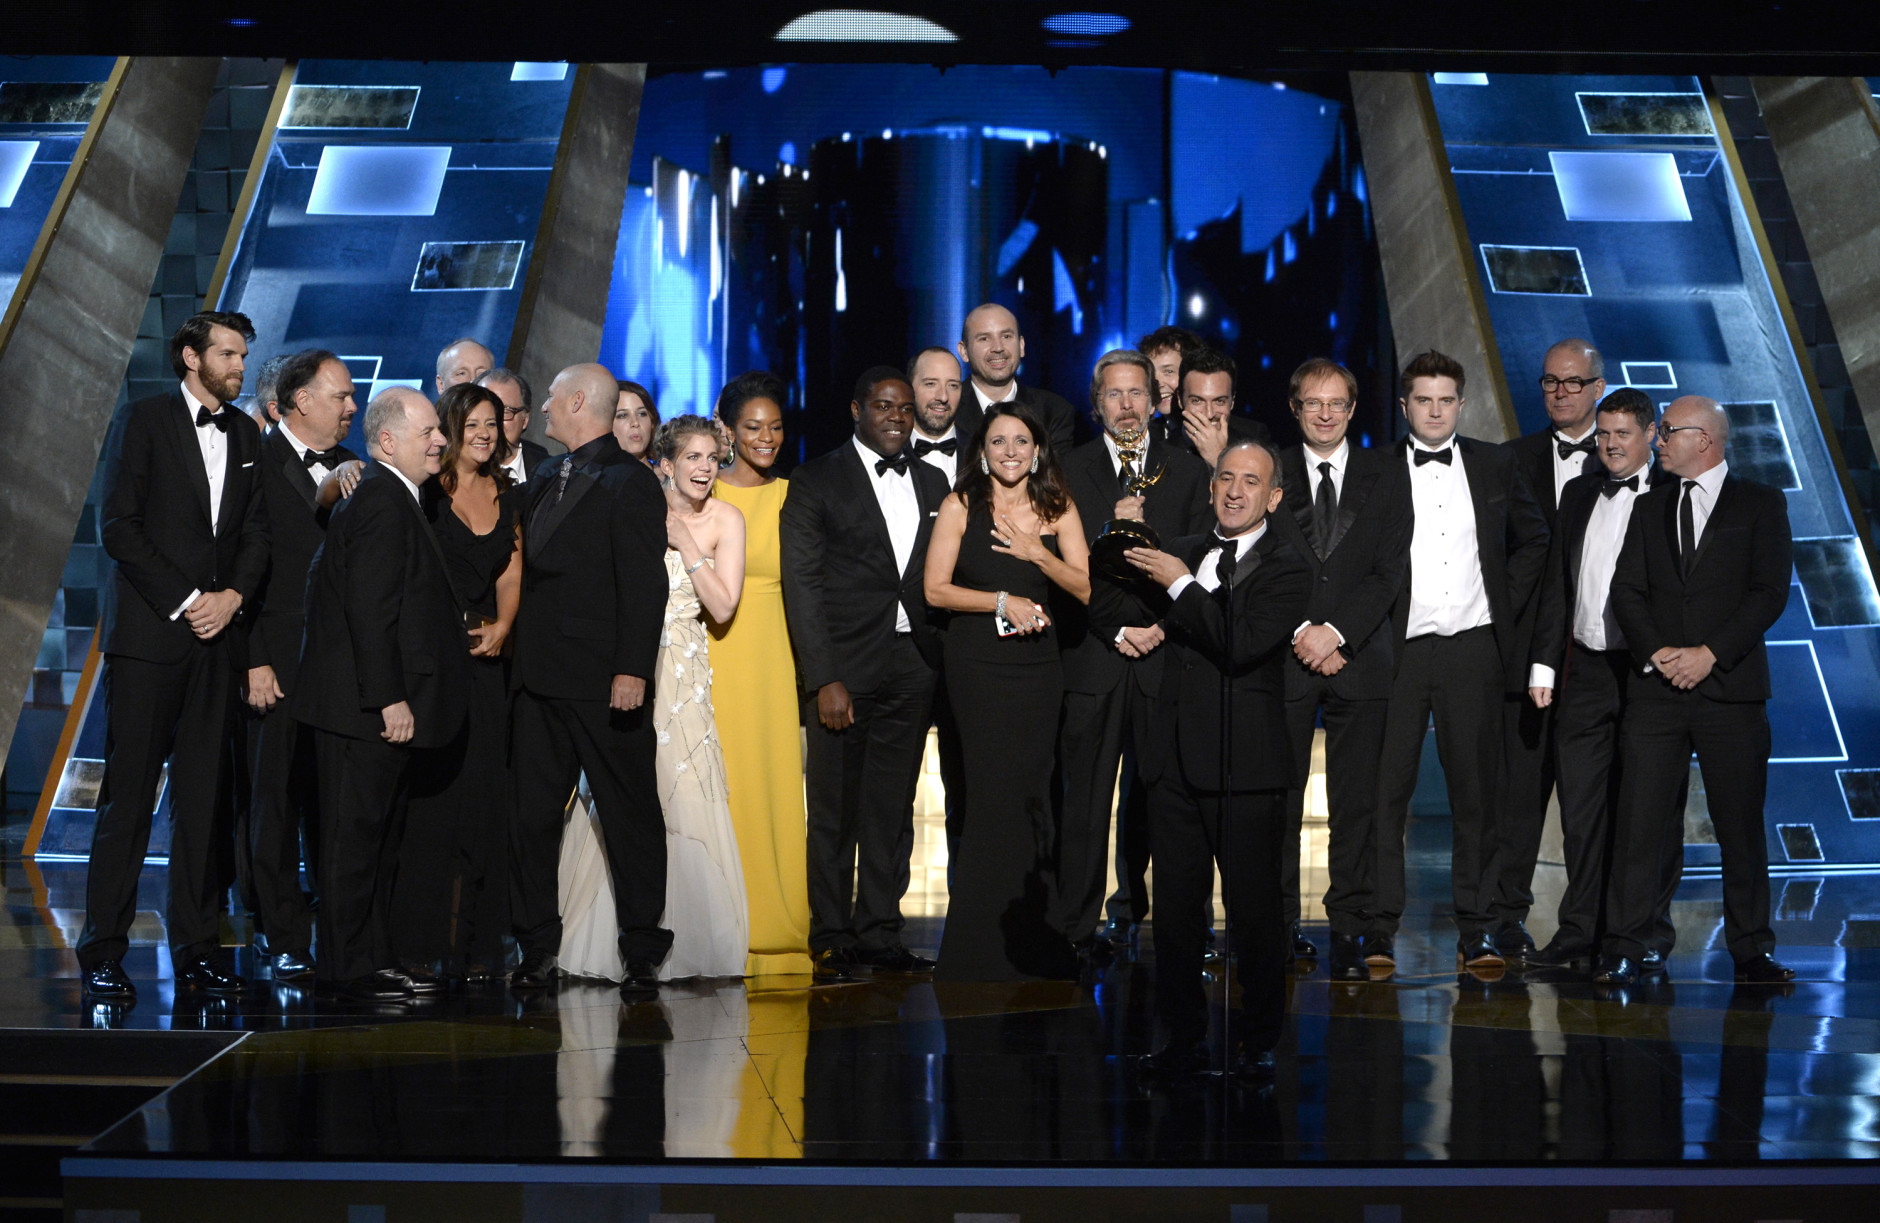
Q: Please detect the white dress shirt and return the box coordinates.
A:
[913,426,959,486]
[972,381,1018,412]
[1292,441,1352,646]
[1167,520,1267,602]
[855,436,919,633]
[279,418,333,485]
[1528,468,1646,690]
[1680,460,1729,549]
[1550,424,1597,503]
[171,383,232,620]
[1404,436,1492,639]
[502,446,529,485]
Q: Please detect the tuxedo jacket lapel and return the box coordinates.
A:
[269,427,320,510]
[843,445,901,577]
[1325,465,1375,558]
[529,465,597,552]
[1688,474,1739,578]
[168,394,216,529]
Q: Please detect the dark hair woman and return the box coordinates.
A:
[614,379,660,464]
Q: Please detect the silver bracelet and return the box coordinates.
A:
[996,590,1009,620]
[686,558,707,576]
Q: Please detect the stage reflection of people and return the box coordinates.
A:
[925,402,1089,982]
[613,379,660,465]
[711,371,814,975]
[393,382,521,980]
[1126,440,1310,1078]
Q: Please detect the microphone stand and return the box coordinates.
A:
[1214,541,1237,1081]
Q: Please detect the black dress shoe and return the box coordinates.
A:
[812,947,858,981]
[1640,948,1666,972]
[1290,922,1318,960]
[83,959,136,1000]
[175,956,245,995]
[508,949,558,989]
[856,945,937,974]
[620,959,661,995]
[1735,953,1795,983]
[1138,1038,1211,1078]
[333,972,414,1003]
[1592,954,1637,986]
[1361,932,1395,966]
[388,965,445,995]
[1457,933,1503,967]
[1231,1046,1277,1081]
[1522,940,1592,970]
[266,950,315,982]
[1328,933,1367,981]
[1495,921,1537,959]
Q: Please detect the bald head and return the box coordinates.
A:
[1544,338,1603,380]
[957,302,1024,395]
[364,387,444,483]
[435,338,495,394]
[1657,395,1729,478]
[540,362,620,451]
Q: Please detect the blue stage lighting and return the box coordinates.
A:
[1549,150,1692,223]
[511,63,568,82]
[306,145,450,217]
[1042,13,1131,36]
[0,140,38,208]
[762,67,787,93]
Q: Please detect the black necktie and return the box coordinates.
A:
[1557,435,1598,461]
[1679,479,1698,577]
[194,406,230,432]
[912,438,956,457]
[553,455,573,506]
[303,447,342,470]
[875,452,910,477]
[1413,446,1452,466]
[1312,460,1338,551]
[1214,540,1238,594]
[1600,474,1639,499]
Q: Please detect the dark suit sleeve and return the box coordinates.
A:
[229,431,271,603]
[1164,546,1311,672]
[1502,454,1550,614]
[1610,505,1659,669]
[1329,467,1412,654]
[779,468,837,692]
[1183,462,1212,535]
[1703,488,1793,670]
[345,488,409,712]
[98,403,197,617]
[609,468,668,680]
[1528,508,1571,676]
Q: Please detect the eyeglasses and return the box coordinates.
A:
[1295,397,1352,413]
[1540,375,1597,394]
[501,406,529,419]
[1655,423,1707,440]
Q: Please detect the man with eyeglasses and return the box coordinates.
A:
[479,367,550,484]
[1371,350,1548,973]
[1595,396,1793,987]
[1055,349,1210,954]
[1493,339,1609,962]
[1267,358,1411,979]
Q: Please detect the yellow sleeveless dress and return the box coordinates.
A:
[710,477,814,976]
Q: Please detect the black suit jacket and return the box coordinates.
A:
[511,433,667,700]
[516,438,549,483]
[99,390,270,664]
[1509,429,1578,530]
[1058,433,1211,696]
[955,382,1079,458]
[1390,435,1551,692]
[292,465,469,748]
[780,440,949,695]
[1141,527,1311,793]
[1609,472,1792,703]
[1271,444,1413,701]
[242,425,356,688]
[1528,465,1669,678]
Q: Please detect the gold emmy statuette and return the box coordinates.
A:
[1089,426,1168,581]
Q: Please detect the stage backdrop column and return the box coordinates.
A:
[0,57,220,770]
[505,63,646,453]
[1349,71,1517,443]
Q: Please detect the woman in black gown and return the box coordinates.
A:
[924,402,1091,981]
[393,382,522,980]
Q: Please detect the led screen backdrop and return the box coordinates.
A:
[600,65,1388,462]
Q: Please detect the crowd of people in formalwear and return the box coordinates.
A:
[73,301,1796,1080]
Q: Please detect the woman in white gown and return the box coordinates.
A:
[559,415,751,981]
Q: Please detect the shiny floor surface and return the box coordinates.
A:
[7,816,1880,1169]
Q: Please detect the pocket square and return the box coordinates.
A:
[241,461,255,468]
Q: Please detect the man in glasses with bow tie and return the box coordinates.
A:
[1372,350,1549,972]
[1494,338,1608,961]
[238,348,359,984]
[80,312,270,1003]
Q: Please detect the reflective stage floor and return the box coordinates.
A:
[5,809,1880,1222]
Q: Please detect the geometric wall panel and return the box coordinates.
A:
[280,84,420,130]
[1481,244,1590,295]
[1721,400,1801,490]
[1575,91,1713,137]
[1794,536,1880,628]
[1549,151,1691,222]
[410,240,525,291]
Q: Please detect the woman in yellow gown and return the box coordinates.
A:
[710,372,813,976]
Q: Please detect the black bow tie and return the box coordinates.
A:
[303,447,343,470]
[1557,435,1598,460]
[1213,539,1239,591]
[1413,446,1452,466]
[875,452,910,477]
[194,406,230,432]
[912,437,957,457]
[1601,474,1640,498]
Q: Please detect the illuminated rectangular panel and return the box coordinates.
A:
[1839,769,1880,820]
[410,240,525,291]
[1720,400,1801,490]
[1777,823,1825,862]
[1480,245,1590,296]
[306,145,449,217]
[0,80,104,125]
[1793,537,1880,628]
[1549,151,1692,222]
[1432,73,1489,86]
[1575,91,1712,137]
[280,84,420,130]
[1766,640,1847,763]
[1620,361,1677,389]
[0,140,38,207]
[337,355,382,385]
[511,63,569,82]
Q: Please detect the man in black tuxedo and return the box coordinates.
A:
[507,363,671,993]
[81,312,268,1002]
[1055,349,1210,951]
[1167,348,1271,469]
[480,366,549,485]
[292,387,468,1003]
[954,303,1077,455]
[1495,338,1607,958]
[1124,439,1310,1077]
[1371,351,1549,970]
[906,347,969,863]
[1268,358,1412,979]
[781,368,949,980]
[1523,389,1662,968]
[1595,396,1794,986]
[240,349,358,982]
[435,337,494,396]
